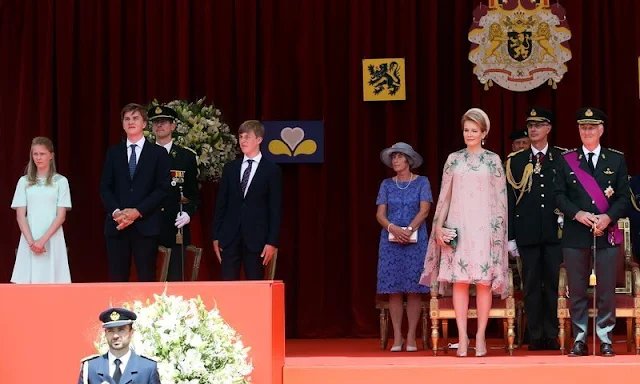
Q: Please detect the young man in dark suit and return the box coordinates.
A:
[100,103,170,282]
[554,107,630,357]
[149,106,200,281]
[212,120,282,280]
[506,108,565,350]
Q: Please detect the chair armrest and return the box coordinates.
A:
[631,264,640,297]
[558,265,568,297]
[508,266,514,297]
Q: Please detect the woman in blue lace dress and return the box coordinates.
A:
[376,142,433,352]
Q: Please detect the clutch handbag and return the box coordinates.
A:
[389,227,418,243]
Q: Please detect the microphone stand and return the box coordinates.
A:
[589,223,597,356]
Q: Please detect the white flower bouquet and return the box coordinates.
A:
[94,293,253,383]
[145,98,238,182]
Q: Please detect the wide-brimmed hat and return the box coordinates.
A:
[380,142,423,169]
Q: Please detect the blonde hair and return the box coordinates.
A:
[461,108,491,134]
[25,137,56,186]
[238,120,265,138]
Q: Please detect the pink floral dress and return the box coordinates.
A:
[420,149,509,297]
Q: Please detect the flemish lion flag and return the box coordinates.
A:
[362,58,406,101]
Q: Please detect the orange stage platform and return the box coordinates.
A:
[0,281,284,384]
[284,338,640,384]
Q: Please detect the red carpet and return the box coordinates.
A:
[284,338,640,384]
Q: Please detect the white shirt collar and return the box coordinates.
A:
[157,141,173,153]
[126,136,146,149]
[108,349,132,372]
[531,143,548,156]
[582,144,601,157]
[243,152,262,164]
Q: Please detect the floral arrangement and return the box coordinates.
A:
[94,293,253,384]
[145,98,238,182]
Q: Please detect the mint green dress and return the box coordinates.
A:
[11,174,72,283]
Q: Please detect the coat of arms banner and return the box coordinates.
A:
[468,0,572,92]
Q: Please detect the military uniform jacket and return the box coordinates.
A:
[554,148,630,249]
[507,146,564,246]
[78,352,160,384]
[158,143,200,247]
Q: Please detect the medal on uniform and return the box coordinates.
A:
[533,161,542,174]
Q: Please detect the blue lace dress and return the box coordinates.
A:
[377,176,433,293]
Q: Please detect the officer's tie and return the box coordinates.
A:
[113,358,122,384]
[129,144,137,178]
[536,151,545,163]
[241,159,254,196]
[587,152,595,173]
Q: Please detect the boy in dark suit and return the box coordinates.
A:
[99,103,170,282]
[149,105,200,281]
[212,120,282,280]
[554,107,630,357]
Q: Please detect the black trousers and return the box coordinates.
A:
[519,243,562,341]
[563,247,618,344]
[106,226,158,282]
[220,233,264,280]
[167,244,185,281]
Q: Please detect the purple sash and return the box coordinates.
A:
[564,151,622,245]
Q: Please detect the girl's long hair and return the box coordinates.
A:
[25,137,56,186]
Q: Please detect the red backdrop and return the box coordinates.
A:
[1,0,639,338]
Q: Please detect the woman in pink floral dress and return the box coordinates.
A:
[420,108,508,357]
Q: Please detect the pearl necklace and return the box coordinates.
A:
[394,174,415,190]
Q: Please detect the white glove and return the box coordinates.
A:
[175,212,191,229]
[508,240,520,257]
[557,215,564,229]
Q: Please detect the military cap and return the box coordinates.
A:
[526,107,553,123]
[508,128,528,141]
[576,107,607,125]
[99,307,137,328]
[148,105,178,121]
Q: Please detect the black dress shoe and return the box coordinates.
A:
[545,339,560,350]
[528,339,545,351]
[568,341,588,356]
[600,343,615,357]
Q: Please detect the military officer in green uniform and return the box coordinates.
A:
[506,107,565,350]
[149,106,200,281]
[554,107,630,357]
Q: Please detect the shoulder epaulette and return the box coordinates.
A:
[139,354,158,362]
[80,354,100,363]
[507,149,524,158]
[180,145,198,156]
[608,148,624,155]
[554,146,567,152]
[561,148,576,155]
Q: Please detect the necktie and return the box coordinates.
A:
[113,358,122,384]
[536,152,545,163]
[241,159,254,195]
[129,144,137,178]
[587,152,595,172]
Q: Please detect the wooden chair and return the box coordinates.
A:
[375,294,430,350]
[155,246,171,282]
[557,218,640,354]
[513,256,526,347]
[264,249,278,280]
[428,268,517,355]
[184,245,203,281]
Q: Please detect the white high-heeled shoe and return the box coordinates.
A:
[390,338,405,352]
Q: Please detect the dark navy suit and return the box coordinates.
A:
[100,139,170,281]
